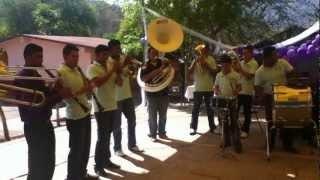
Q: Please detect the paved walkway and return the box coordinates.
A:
[0,104,318,180]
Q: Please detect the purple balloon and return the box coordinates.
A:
[277,47,287,57]
[300,43,307,49]
[287,48,297,59]
[315,47,320,56]
[316,34,320,40]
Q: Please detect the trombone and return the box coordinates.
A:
[0,83,45,107]
[0,66,58,107]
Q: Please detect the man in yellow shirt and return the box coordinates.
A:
[255,46,295,152]
[58,44,98,180]
[188,44,217,135]
[87,45,121,176]
[108,40,142,156]
[235,45,258,138]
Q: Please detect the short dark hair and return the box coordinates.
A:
[263,46,276,58]
[244,45,254,52]
[108,39,121,48]
[23,43,42,59]
[219,54,232,63]
[95,45,109,54]
[63,44,79,56]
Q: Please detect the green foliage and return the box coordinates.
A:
[32,3,60,35]
[0,0,99,37]
[116,3,144,56]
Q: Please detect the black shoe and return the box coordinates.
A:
[85,173,100,179]
[234,144,243,154]
[190,129,196,135]
[159,134,168,139]
[94,168,108,178]
[105,161,120,169]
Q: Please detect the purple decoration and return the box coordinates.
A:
[297,47,307,56]
[315,47,320,56]
[278,47,288,57]
[316,34,320,40]
[300,43,307,49]
[287,48,297,59]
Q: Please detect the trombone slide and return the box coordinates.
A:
[0,83,45,107]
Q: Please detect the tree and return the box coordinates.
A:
[1,0,40,36]
[116,2,144,56]
[50,0,97,36]
[90,0,122,36]
[32,3,60,35]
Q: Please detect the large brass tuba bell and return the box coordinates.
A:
[147,18,184,53]
[138,18,183,92]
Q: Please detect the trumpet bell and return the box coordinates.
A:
[147,18,184,53]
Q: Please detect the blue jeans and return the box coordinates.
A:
[147,95,169,138]
[113,98,137,151]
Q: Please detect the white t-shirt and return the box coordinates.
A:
[109,56,133,101]
[239,59,259,95]
[193,55,217,92]
[87,61,117,112]
[58,64,91,120]
[254,59,293,95]
[215,70,241,98]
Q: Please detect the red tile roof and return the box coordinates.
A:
[23,34,109,48]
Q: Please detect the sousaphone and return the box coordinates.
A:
[137,18,184,92]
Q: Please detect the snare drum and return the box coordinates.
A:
[212,96,237,111]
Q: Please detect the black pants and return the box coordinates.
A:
[238,95,253,133]
[219,100,242,151]
[66,116,91,180]
[24,120,55,180]
[190,91,215,131]
[264,95,294,149]
[94,110,116,170]
[114,98,137,150]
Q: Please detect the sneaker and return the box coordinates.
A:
[129,146,144,152]
[240,131,249,139]
[105,161,120,169]
[94,168,108,178]
[159,134,168,139]
[85,173,100,179]
[150,136,157,142]
[115,150,125,157]
[190,129,196,135]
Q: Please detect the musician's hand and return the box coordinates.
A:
[124,56,133,66]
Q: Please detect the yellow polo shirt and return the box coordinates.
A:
[109,55,133,101]
[239,59,259,95]
[255,59,293,95]
[192,55,217,92]
[87,61,117,112]
[215,70,241,98]
[58,64,91,120]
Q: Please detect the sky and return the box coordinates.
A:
[104,0,134,6]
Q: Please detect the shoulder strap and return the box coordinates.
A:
[77,66,104,112]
